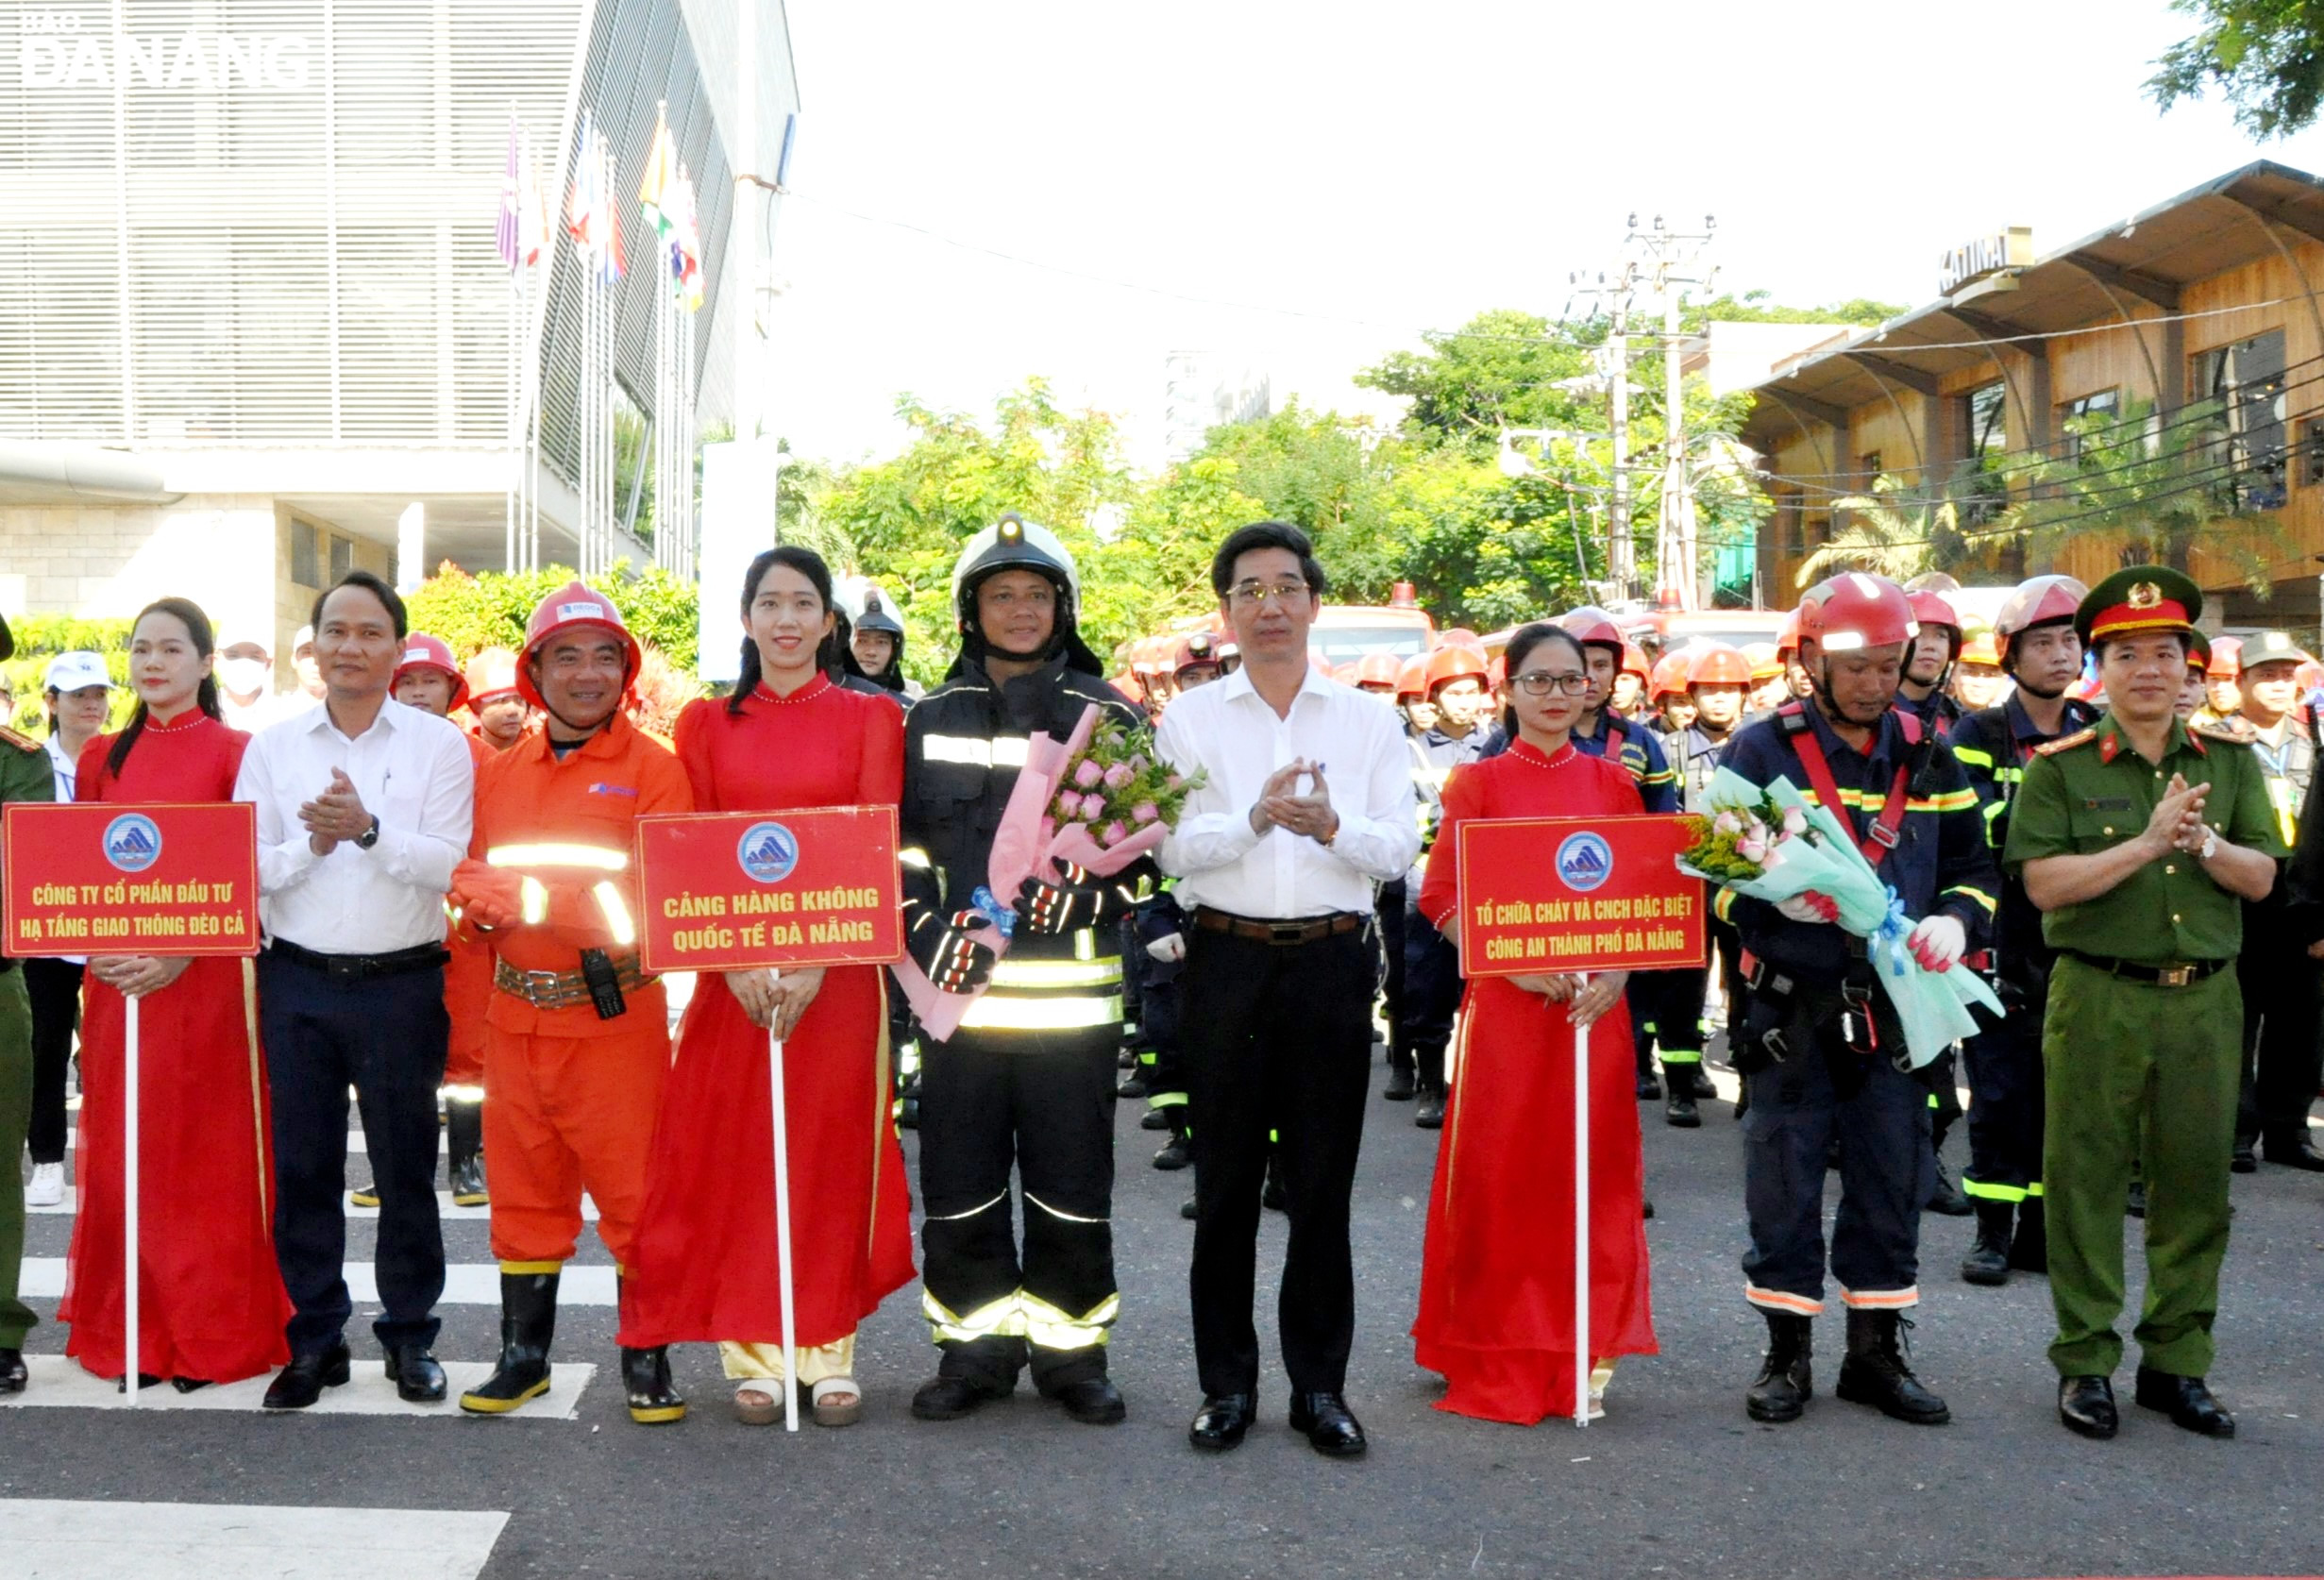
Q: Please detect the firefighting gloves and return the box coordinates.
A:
[1016,866,1116,935]
[905,898,999,992]
[1908,914,1966,972]
[450,857,528,933]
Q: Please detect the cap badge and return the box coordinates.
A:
[2128,580,2162,610]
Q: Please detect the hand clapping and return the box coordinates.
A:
[1253,758,1339,845]
[299,767,372,855]
[2146,773,2212,857]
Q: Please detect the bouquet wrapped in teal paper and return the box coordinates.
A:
[1676,766,2000,1069]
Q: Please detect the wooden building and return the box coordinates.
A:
[1741,160,2324,624]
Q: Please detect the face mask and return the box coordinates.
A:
[220,658,268,695]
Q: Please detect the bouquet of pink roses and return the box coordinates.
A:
[1046,717,1205,876]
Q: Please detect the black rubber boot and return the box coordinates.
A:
[460,1269,559,1415]
[1960,1202,2012,1286]
[622,1345,686,1424]
[1834,1308,1949,1425]
[1744,1309,1813,1422]
[1664,1079,1700,1128]
[1684,1064,1719,1100]
[446,1097,488,1207]
[2007,1196,2047,1273]
[1925,1154,1971,1217]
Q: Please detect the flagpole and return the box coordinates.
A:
[123,995,140,1407]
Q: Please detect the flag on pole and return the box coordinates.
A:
[516,127,547,267]
[598,134,626,285]
[497,114,522,269]
[639,104,679,239]
[565,109,602,261]
[671,165,704,311]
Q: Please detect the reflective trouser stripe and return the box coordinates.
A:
[923,1189,1008,1224]
[1839,1286,1919,1310]
[990,958,1124,988]
[1146,1091,1187,1109]
[1660,1050,1702,1065]
[922,1289,1023,1342]
[958,992,1124,1031]
[1019,1292,1119,1352]
[1965,1178,2042,1202]
[1745,1285,1822,1317]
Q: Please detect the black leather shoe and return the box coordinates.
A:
[2058,1374,2117,1439]
[170,1377,212,1395]
[1383,1067,1418,1101]
[910,1373,1011,1421]
[2126,1178,2147,1218]
[1834,1310,1949,1425]
[1925,1158,1972,1217]
[1189,1392,1255,1451]
[2261,1128,2324,1171]
[1152,1134,1192,1171]
[1414,1093,1446,1129]
[1961,1202,2013,1287]
[1635,1070,1662,1101]
[1139,1107,1172,1131]
[1179,1197,1197,1220]
[1664,1088,1700,1127]
[1046,1375,1126,1425]
[263,1342,352,1410]
[2133,1366,2235,1438]
[1745,1310,1813,1423]
[0,1347,23,1393]
[1116,1068,1151,1099]
[1684,1065,1719,1100]
[2231,1140,2258,1174]
[1288,1390,1368,1457]
[385,1344,447,1404]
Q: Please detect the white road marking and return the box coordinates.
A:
[0,1498,509,1578]
[22,1188,594,1221]
[71,1131,450,1153]
[0,1357,595,1420]
[19,1259,621,1306]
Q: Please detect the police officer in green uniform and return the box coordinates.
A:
[2005,567,2281,1441]
[0,612,56,1393]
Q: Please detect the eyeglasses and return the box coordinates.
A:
[1226,580,1312,611]
[1509,671,1591,697]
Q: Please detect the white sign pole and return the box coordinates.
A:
[767,969,800,1433]
[1573,973,1591,1429]
[123,994,140,1407]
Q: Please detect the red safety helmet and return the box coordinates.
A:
[1174,631,1221,675]
[394,632,468,711]
[2206,634,2243,681]
[1558,606,1625,652]
[463,647,521,708]
[1307,650,1335,677]
[1775,607,1803,662]
[1395,653,1432,703]
[1906,589,1962,661]
[1332,662,1359,686]
[517,581,641,711]
[1989,574,2085,666]
[1353,651,1403,690]
[1437,628,1489,656]
[1742,642,1784,682]
[1620,641,1651,681]
[1797,572,1917,655]
[1423,644,1491,697]
[1684,640,1755,690]
[1487,654,1507,690]
[1648,650,1692,702]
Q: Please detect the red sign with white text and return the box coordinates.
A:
[5,801,260,958]
[1456,815,1705,975]
[635,806,902,975]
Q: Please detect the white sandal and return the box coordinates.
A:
[733,1381,781,1426]
[810,1374,863,1428]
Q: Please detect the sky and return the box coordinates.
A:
[760,1,2324,471]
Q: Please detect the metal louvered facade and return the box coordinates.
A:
[0,0,794,611]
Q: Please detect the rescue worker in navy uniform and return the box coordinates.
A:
[1396,644,1492,1128]
[1945,575,2098,1285]
[2227,629,2324,1170]
[1559,609,1695,1123]
[1717,573,1997,1428]
[1897,586,1965,741]
[1657,640,1755,1125]
[899,513,1147,1427]
[850,584,920,701]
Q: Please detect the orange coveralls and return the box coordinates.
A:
[467,714,693,1277]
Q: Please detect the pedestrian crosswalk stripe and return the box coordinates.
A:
[0,1358,595,1420]
[0,1498,509,1577]
[23,1188,596,1222]
[19,1259,621,1306]
[70,1131,450,1154]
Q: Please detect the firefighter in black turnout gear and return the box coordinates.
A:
[900,514,1147,1427]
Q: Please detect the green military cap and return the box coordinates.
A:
[2240,629,2312,668]
[2075,565,2202,646]
[2186,629,2211,670]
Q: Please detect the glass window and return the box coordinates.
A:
[2302,417,2324,488]
[328,534,354,582]
[2189,329,2287,511]
[290,519,320,589]
[1961,380,2009,524]
[2058,388,2119,464]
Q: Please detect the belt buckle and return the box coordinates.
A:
[2158,964,2193,988]
[1868,822,1899,850]
[325,955,362,984]
[1268,919,1308,947]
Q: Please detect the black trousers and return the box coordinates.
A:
[24,957,81,1165]
[1399,898,1461,1096]
[1376,879,1407,1074]
[1185,923,1373,1398]
[1963,966,2047,1201]
[2236,916,2323,1144]
[918,1026,1118,1388]
[259,952,448,1357]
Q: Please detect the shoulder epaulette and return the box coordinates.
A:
[2034,727,2097,756]
[2193,720,2257,745]
[0,726,42,753]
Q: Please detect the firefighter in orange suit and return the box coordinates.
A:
[463,647,532,752]
[448,585,694,1424]
[386,632,496,1209]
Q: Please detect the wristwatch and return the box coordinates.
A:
[356,815,381,851]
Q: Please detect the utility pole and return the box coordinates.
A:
[1629,214,1717,609]
[1568,260,1638,601]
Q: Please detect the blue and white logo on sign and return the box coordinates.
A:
[736,821,800,884]
[1555,831,1613,893]
[103,813,162,873]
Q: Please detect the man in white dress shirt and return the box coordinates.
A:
[235,570,475,1410]
[1156,522,1419,1459]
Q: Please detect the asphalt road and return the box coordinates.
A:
[8,1051,2324,1580]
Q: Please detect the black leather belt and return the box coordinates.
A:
[268,937,449,983]
[1192,907,1365,947]
[2060,950,2229,988]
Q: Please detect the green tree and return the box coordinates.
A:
[406,563,700,671]
[1795,475,1980,586]
[1355,310,1600,449]
[2150,0,2324,137]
